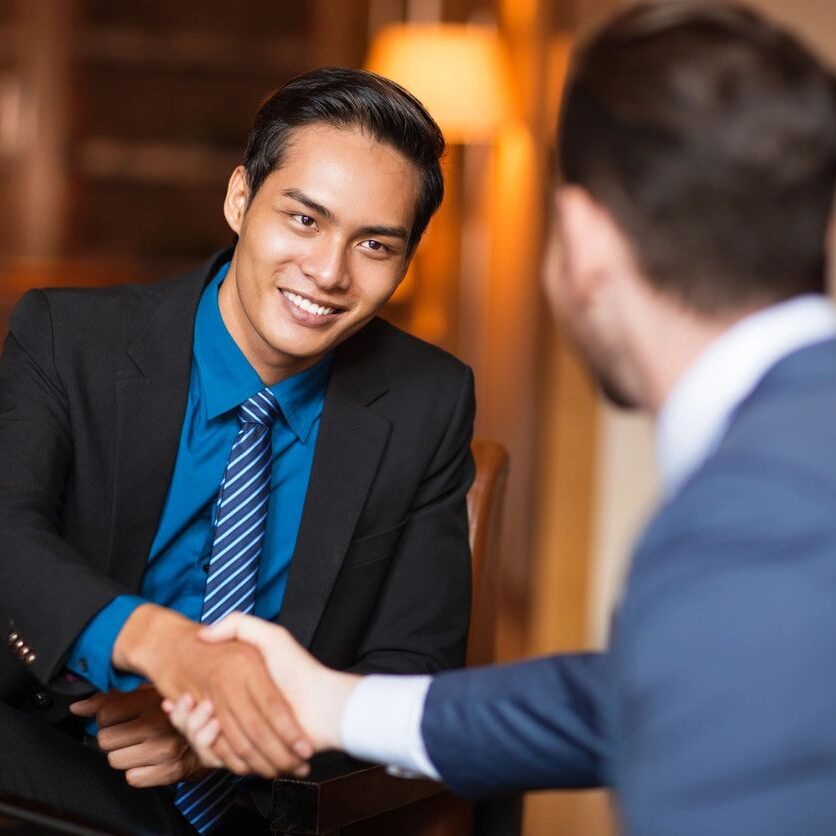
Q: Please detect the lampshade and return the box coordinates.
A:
[366,24,512,143]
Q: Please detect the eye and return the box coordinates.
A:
[290,213,317,229]
[360,239,390,255]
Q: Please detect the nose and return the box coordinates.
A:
[301,237,350,292]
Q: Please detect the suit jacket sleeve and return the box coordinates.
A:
[347,365,475,675]
[421,652,611,796]
[0,291,130,686]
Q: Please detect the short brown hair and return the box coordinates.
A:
[558,2,836,312]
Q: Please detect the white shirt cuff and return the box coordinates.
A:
[340,674,440,780]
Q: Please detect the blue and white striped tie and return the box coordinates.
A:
[174,387,281,834]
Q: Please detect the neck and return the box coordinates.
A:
[624,288,757,415]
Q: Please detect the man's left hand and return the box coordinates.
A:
[70,684,208,788]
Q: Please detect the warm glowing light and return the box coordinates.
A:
[366,24,513,143]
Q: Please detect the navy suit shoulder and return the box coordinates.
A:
[613,337,836,836]
[422,339,836,836]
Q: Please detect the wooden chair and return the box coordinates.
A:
[267,440,515,836]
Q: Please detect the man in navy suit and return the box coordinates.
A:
[168,3,836,833]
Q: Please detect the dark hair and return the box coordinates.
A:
[558,2,836,312]
[243,67,445,257]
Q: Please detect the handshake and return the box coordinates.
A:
[164,613,359,777]
[70,605,358,786]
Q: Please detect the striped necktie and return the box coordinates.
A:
[174,387,281,833]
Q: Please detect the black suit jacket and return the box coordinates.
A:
[0,250,474,720]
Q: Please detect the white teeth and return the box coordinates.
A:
[282,290,336,316]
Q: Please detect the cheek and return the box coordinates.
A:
[240,214,301,268]
[350,259,404,307]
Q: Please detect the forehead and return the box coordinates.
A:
[259,123,420,226]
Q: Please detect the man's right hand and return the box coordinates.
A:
[112,603,313,778]
[165,613,360,772]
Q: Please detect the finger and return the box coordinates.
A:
[165,694,195,733]
[249,672,314,762]
[193,718,222,754]
[69,693,105,716]
[96,695,143,729]
[184,699,215,739]
[98,710,170,750]
[107,742,156,771]
[124,763,183,789]
[293,763,311,778]
[210,673,299,778]
[213,699,280,778]
[184,718,223,769]
[211,734,258,776]
[98,721,148,752]
[222,671,301,772]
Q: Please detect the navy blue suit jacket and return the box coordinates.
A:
[423,338,836,836]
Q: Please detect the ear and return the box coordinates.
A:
[556,185,634,303]
[556,186,609,301]
[223,166,250,235]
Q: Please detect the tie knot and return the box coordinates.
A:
[238,388,281,427]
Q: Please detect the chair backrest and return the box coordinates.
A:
[465,439,510,668]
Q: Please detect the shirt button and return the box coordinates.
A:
[32,690,52,709]
[78,657,89,673]
[202,562,211,573]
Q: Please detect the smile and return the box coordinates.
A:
[280,290,342,317]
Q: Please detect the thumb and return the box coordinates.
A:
[69,692,104,716]
[197,612,247,643]
[200,613,283,658]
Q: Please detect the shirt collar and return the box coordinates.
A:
[657,294,836,499]
[193,261,332,442]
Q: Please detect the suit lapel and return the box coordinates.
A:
[279,325,391,647]
[107,254,226,589]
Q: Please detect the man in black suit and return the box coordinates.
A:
[0,68,473,834]
[170,5,836,835]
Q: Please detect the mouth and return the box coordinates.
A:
[280,289,345,318]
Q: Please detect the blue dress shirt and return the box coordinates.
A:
[67,262,331,691]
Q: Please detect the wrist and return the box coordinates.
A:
[313,669,361,752]
[112,604,194,679]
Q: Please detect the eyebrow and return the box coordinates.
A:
[283,188,409,243]
[283,189,337,224]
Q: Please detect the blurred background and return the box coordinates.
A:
[0,1,834,833]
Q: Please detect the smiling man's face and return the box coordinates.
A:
[219,122,420,384]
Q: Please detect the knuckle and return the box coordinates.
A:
[232,739,253,759]
[231,761,250,776]
[272,755,294,774]
[125,771,143,787]
[106,751,120,769]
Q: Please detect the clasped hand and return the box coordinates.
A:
[162,613,360,775]
[70,685,206,787]
[109,604,319,781]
